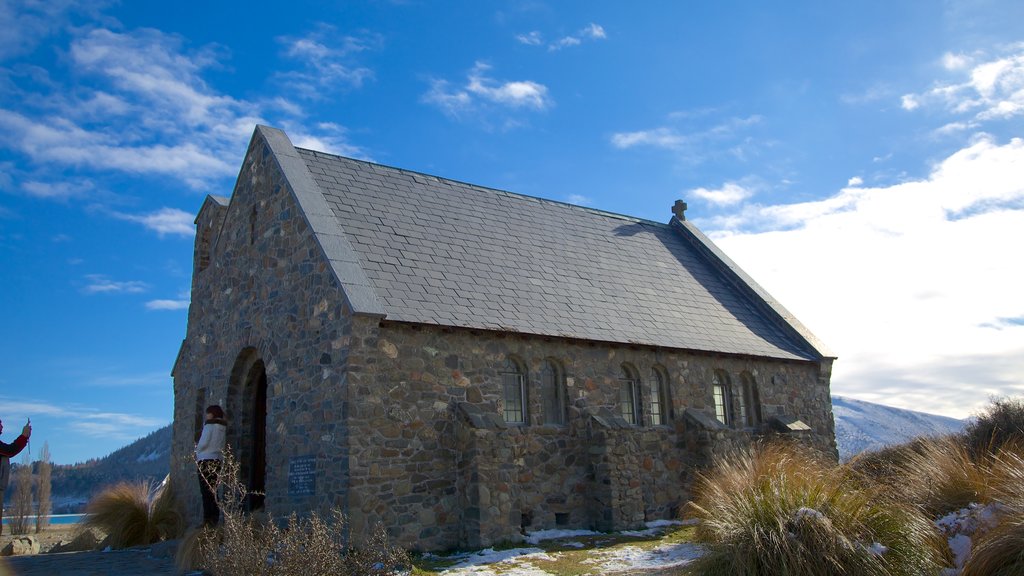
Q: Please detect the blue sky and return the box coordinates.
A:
[1,1,1022,464]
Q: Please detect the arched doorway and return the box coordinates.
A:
[249,362,267,510]
[228,348,268,511]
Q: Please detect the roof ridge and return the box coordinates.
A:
[295,147,671,229]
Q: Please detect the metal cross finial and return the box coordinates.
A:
[672,200,688,221]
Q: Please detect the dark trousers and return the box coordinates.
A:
[197,459,221,526]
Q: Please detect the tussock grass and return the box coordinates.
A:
[962,512,1024,576]
[82,480,183,549]
[867,435,992,517]
[962,447,1024,575]
[687,442,944,576]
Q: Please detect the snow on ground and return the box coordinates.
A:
[440,547,554,576]
[431,521,702,575]
[934,502,1004,572]
[523,529,600,544]
[581,542,705,572]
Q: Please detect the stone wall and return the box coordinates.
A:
[343,320,836,550]
[172,129,356,526]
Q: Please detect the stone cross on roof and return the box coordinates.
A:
[672,199,688,221]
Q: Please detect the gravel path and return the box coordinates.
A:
[0,544,180,576]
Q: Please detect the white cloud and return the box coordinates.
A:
[582,23,606,40]
[22,179,93,199]
[902,45,1024,122]
[544,22,608,51]
[466,63,550,109]
[847,176,863,187]
[550,36,581,51]
[0,393,166,448]
[566,194,592,206]
[942,52,972,71]
[705,135,1024,418]
[111,207,194,237]
[0,20,366,192]
[611,128,685,149]
[516,31,543,46]
[0,0,106,60]
[82,274,148,294]
[610,115,763,166]
[423,62,552,119]
[689,182,755,206]
[288,122,370,159]
[146,298,189,310]
[276,25,377,97]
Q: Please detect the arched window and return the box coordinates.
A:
[540,359,567,425]
[501,357,527,424]
[650,366,671,426]
[619,364,641,425]
[712,370,734,426]
[740,372,762,427]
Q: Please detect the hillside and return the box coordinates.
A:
[832,395,966,461]
[49,424,171,511]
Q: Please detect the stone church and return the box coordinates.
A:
[171,125,837,551]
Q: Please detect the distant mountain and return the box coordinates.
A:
[832,395,966,461]
[49,424,171,512]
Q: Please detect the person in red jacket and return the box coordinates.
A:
[0,418,32,536]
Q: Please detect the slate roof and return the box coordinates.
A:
[289,144,824,362]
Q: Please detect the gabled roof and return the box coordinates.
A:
[258,126,831,362]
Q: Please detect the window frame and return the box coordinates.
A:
[740,372,763,427]
[619,364,641,426]
[712,370,734,426]
[540,358,567,426]
[649,366,670,426]
[501,357,528,424]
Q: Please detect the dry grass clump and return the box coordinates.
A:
[186,448,408,576]
[961,447,1024,575]
[82,479,183,549]
[687,442,944,576]
[859,435,992,517]
[965,397,1024,457]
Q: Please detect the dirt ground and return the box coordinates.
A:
[0,524,81,553]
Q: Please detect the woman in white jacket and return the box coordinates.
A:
[195,405,227,526]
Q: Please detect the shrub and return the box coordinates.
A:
[965,397,1024,457]
[187,448,408,576]
[9,453,33,535]
[688,442,944,576]
[82,479,183,548]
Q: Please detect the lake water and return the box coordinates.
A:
[1,514,84,525]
